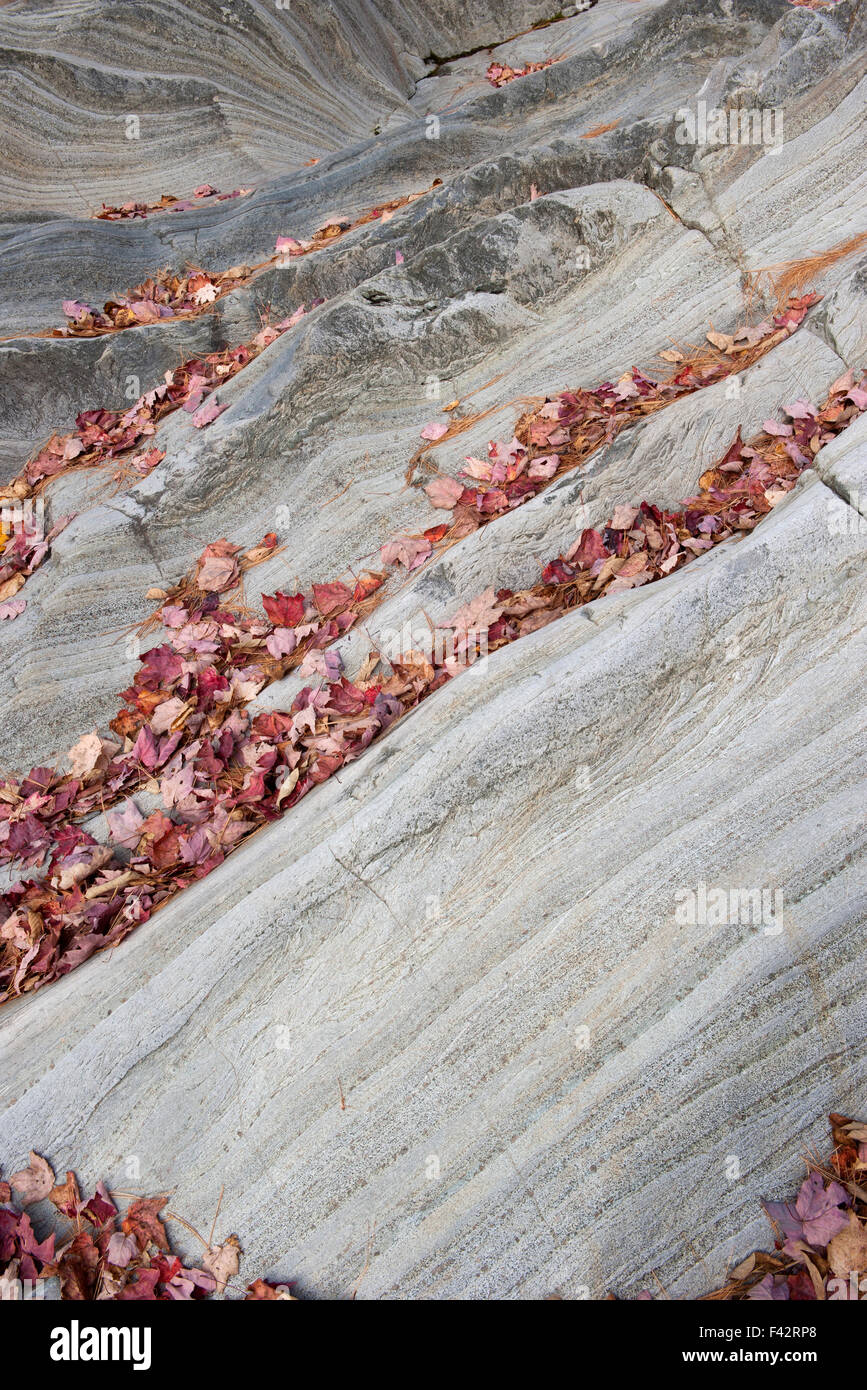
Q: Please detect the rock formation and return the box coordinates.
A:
[0,0,865,1298]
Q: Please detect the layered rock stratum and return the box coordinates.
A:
[0,0,865,1298]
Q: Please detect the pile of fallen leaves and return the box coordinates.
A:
[2,298,804,625]
[386,296,822,575]
[710,1113,867,1301]
[0,1150,294,1300]
[403,365,867,649]
[274,181,440,259]
[56,265,257,338]
[0,534,390,997]
[55,178,441,339]
[95,185,253,221]
[486,57,562,87]
[0,306,315,614]
[0,510,76,619]
[416,296,821,533]
[1,358,864,1002]
[2,173,442,616]
[33,309,311,485]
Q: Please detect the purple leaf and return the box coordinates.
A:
[795,1171,850,1247]
[748,1273,790,1301]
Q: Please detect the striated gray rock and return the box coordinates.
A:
[0,0,559,214]
[0,0,865,1299]
[813,404,867,520]
[1,474,865,1299]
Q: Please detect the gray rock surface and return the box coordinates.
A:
[0,0,865,1299]
[1,474,865,1300]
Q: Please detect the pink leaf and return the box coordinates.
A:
[795,1172,850,1247]
[106,799,145,850]
[299,648,343,680]
[10,1151,55,1204]
[62,299,91,320]
[609,503,640,530]
[195,541,240,592]
[424,476,464,509]
[442,588,503,635]
[150,696,187,735]
[462,456,493,480]
[784,399,815,420]
[748,1273,790,1301]
[130,300,164,324]
[192,399,228,428]
[106,1232,140,1268]
[380,535,432,571]
[265,627,297,659]
[527,453,559,480]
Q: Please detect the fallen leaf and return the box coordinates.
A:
[192,399,228,428]
[827,1211,867,1277]
[443,588,503,635]
[0,573,26,603]
[104,1231,140,1268]
[52,1230,100,1299]
[67,731,106,778]
[195,540,240,592]
[380,535,432,571]
[730,1253,756,1280]
[609,503,640,530]
[706,328,734,353]
[265,627,297,659]
[245,1278,297,1300]
[121,1195,170,1253]
[424,476,464,509]
[275,767,300,806]
[49,1170,81,1217]
[10,1151,55,1204]
[106,799,145,849]
[527,453,559,480]
[192,282,218,306]
[312,580,352,615]
[201,1234,242,1295]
